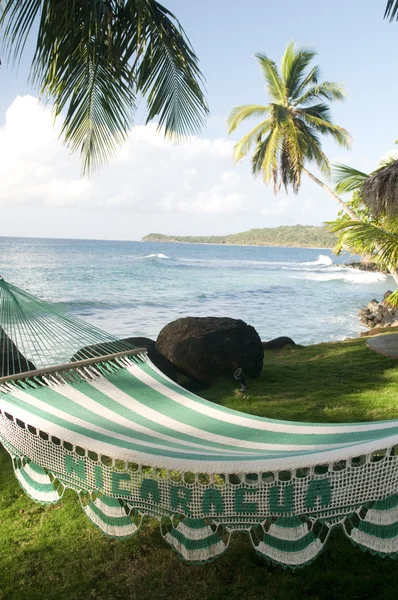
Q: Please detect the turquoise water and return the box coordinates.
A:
[0,237,393,345]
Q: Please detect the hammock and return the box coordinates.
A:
[0,277,398,568]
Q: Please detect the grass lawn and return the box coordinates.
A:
[1,338,398,600]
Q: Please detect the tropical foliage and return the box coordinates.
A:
[0,0,208,173]
[143,225,337,247]
[227,42,357,218]
[327,158,398,303]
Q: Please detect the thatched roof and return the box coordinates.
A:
[362,160,398,217]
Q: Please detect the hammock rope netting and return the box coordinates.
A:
[0,276,398,568]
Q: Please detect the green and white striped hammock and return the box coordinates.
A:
[0,277,398,568]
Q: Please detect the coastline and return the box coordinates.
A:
[142,240,333,250]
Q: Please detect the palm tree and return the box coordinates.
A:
[327,159,398,293]
[227,42,359,221]
[0,0,208,174]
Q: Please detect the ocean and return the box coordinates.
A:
[0,237,393,345]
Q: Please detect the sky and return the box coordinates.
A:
[1,0,398,241]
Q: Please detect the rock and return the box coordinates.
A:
[0,327,35,377]
[359,295,398,331]
[384,290,394,300]
[345,261,387,274]
[367,300,379,310]
[122,337,178,381]
[156,317,264,385]
[72,336,178,381]
[262,336,296,350]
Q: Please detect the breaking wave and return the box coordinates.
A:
[301,254,334,267]
[143,253,169,259]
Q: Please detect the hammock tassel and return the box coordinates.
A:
[13,457,62,504]
[252,516,328,568]
[163,517,229,564]
[82,494,142,539]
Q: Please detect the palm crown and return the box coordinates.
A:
[0,0,208,174]
[228,42,351,193]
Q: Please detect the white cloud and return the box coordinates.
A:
[0,95,341,238]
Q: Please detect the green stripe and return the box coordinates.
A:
[120,367,398,446]
[273,516,304,528]
[358,519,398,539]
[17,468,55,494]
[3,392,280,462]
[372,495,398,511]
[182,518,209,530]
[99,495,125,509]
[25,461,47,475]
[68,378,265,456]
[169,528,223,551]
[262,531,316,552]
[140,362,398,431]
[22,384,228,456]
[88,502,133,528]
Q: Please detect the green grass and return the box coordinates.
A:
[1,339,398,600]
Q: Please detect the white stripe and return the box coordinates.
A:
[177,522,214,541]
[93,498,127,518]
[23,462,52,484]
[350,529,398,553]
[164,534,225,561]
[267,523,309,541]
[256,538,323,565]
[55,382,258,457]
[91,374,360,453]
[15,470,59,503]
[365,508,398,526]
[84,505,137,538]
[135,361,398,436]
[2,400,398,473]
[2,388,232,458]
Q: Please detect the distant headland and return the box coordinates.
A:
[142,225,337,248]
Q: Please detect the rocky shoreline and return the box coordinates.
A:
[357,291,398,336]
[343,261,388,274]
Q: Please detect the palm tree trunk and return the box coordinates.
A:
[302,168,398,286]
[302,168,360,221]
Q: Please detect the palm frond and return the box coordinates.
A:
[295,118,330,175]
[377,153,398,169]
[232,119,271,162]
[385,0,398,20]
[135,2,208,140]
[297,108,351,149]
[384,288,398,307]
[332,164,369,194]
[251,127,281,192]
[294,82,346,106]
[227,104,270,134]
[255,53,286,103]
[0,0,208,173]
[280,42,317,100]
[282,117,304,188]
[327,218,398,268]
[291,65,320,100]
